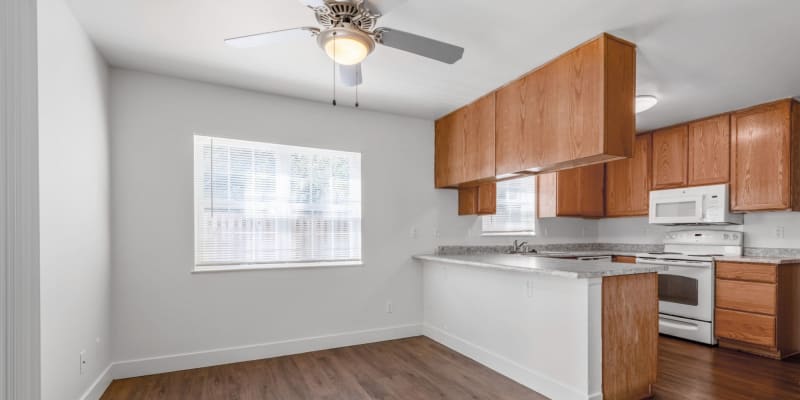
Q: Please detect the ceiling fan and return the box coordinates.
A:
[225,0,465,87]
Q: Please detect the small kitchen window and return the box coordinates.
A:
[481,176,536,236]
[193,135,362,272]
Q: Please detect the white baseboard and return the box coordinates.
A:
[79,363,114,400]
[422,324,601,400]
[112,323,422,380]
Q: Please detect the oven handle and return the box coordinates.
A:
[659,317,700,331]
[636,258,712,268]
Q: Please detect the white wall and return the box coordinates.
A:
[37,0,111,399]
[596,213,800,248]
[109,69,465,363]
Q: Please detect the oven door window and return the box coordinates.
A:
[658,274,699,306]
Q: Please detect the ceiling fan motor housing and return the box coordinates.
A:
[313,0,378,31]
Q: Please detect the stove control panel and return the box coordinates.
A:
[664,230,743,246]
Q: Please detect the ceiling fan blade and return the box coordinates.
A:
[224,27,319,48]
[339,63,363,87]
[297,0,326,8]
[363,0,408,16]
[375,28,464,64]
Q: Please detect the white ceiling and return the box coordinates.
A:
[67,0,800,131]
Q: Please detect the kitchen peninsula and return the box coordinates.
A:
[414,253,664,400]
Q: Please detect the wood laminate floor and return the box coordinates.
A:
[102,336,800,400]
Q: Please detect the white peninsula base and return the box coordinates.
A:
[419,257,658,400]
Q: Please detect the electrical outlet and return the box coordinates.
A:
[385,300,393,314]
[776,226,786,239]
[525,280,534,298]
[409,227,418,239]
[79,350,87,375]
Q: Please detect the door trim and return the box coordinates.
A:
[1,0,41,398]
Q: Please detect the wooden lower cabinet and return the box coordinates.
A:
[611,255,637,264]
[714,261,800,359]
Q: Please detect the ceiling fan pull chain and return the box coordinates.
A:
[355,81,359,108]
[332,31,337,106]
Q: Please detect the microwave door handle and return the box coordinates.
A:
[695,195,704,220]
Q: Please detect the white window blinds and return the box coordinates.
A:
[482,176,536,235]
[194,135,362,269]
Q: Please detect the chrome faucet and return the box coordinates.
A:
[511,240,528,254]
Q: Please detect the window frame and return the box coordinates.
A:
[192,135,364,273]
[481,176,537,237]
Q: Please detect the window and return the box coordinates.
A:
[193,135,362,271]
[481,176,536,236]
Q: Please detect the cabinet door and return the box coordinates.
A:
[495,79,526,175]
[538,165,604,218]
[652,125,688,189]
[731,100,792,211]
[579,164,605,217]
[556,168,582,216]
[464,93,496,182]
[458,183,496,215]
[606,134,651,216]
[688,115,730,186]
[434,117,450,188]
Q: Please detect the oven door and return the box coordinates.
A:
[638,259,714,322]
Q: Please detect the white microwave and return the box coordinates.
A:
[649,184,743,225]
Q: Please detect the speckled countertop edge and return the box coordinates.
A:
[413,254,666,279]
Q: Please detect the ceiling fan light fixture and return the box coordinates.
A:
[317,25,375,65]
[636,95,659,114]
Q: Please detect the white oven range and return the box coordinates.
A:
[635,230,743,344]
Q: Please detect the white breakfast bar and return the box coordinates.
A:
[414,253,666,400]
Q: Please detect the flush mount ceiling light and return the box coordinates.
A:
[636,95,659,113]
[317,24,375,65]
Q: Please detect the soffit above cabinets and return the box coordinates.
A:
[67,0,800,130]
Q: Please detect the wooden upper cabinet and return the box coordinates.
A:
[434,107,467,188]
[495,79,526,175]
[731,99,800,211]
[458,183,496,215]
[652,125,688,189]
[494,33,636,175]
[435,94,495,188]
[688,115,730,186]
[538,164,605,218]
[464,93,496,182]
[606,133,652,217]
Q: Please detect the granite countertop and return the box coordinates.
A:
[713,256,800,265]
[413,253,666,279]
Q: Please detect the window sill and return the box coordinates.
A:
[481,232,537,237]
[193,260,364,273]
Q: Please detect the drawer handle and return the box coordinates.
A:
[660,318,700,331]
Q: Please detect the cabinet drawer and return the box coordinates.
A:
[716,262,777,283]
[716,279,776,315]
[715,308,776,348]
